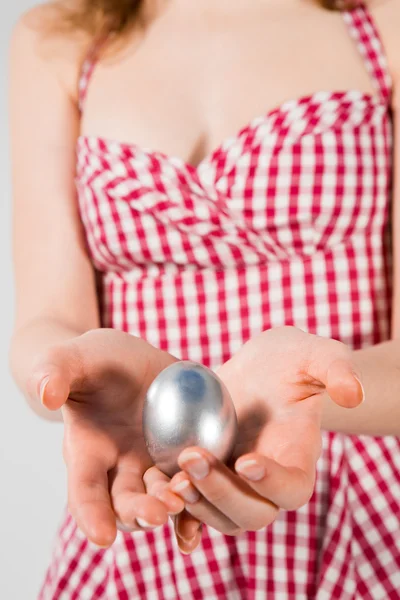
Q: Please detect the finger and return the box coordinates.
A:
[174,512,203,555]
[177,449,279,532]
[325,359,364,408]
[178,529,203,555]
[169,472,240,535]
[143,466,185,515]
[235,453,315,510]
[308,339,364,408]
[67,453,117,548]
[30,342,85,411]
[110,465,169,532]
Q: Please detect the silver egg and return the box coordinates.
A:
[143,361,238,477]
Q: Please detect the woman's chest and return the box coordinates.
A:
[77,99,392,271]
[80,2,375,168]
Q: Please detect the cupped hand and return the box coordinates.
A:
[31,329,186,548]
[166,327,364,548]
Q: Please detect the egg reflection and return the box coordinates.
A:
[143,361,238,476]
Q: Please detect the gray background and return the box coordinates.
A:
[0,2,66,598]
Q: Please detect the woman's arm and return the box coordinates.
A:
[322,112,400,438]
[9,8,99,421]
[321,0,400,437]
[8,13,187,542]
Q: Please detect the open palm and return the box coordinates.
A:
[36,329,183,547]
[165,327,363,541]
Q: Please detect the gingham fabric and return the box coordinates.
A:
[40,6,400,599]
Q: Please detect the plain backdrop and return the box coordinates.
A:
[0,2,66,599]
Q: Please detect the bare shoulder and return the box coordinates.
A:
[368,0,400,79]
[10,1,92,103]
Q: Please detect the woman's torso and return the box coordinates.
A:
[77,1,393,364]
[40,3,400,599]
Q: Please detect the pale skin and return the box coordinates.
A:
[9,0,400,554]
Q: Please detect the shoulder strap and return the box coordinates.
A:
[78,36,109,112]
[342,4,392,104]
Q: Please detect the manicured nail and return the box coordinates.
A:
[39,377,50,405]
[354,376,365,404]
[116,520,134,533]
[180,452,209,480]
[136,518,157,530]
[180,543,196,555]
[178,530,202,554]
[235,459,265,481]
[171,480,201,504]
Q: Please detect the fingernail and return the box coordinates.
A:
[171,480,201,504]
[180,542,196,555]
[136,518,157,530]
[116,520,134,533]
[235,459,265,482]
[39,377,50,405]
[179,530,202,554]
[354,376,365,404]
[179,452,209,480]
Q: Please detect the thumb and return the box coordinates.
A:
[325,358,364,408]
[32,341,83,411]
[308,339,365,409]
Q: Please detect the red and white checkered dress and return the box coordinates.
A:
[40,5,400,599]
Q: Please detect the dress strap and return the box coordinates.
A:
[78,36,110,113]
[342,4,392,104]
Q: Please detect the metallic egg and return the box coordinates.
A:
[143,361,238,477]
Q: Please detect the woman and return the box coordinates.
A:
[9,0,400,598]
